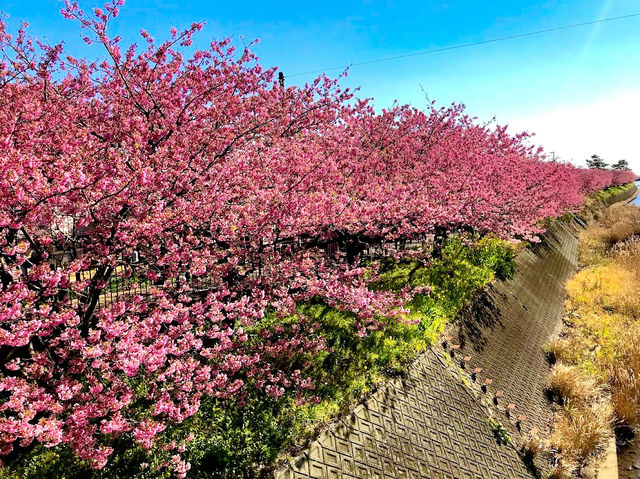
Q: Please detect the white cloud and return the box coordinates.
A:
[507,89,640,174]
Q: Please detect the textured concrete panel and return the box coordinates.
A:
[445,220,582,438]
[277,349,532,479]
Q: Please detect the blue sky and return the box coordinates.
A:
[3,0,640,171]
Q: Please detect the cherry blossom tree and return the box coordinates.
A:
[0,1,636,475]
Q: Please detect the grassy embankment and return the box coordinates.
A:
[588,182,636,205]
[531,199,640,478]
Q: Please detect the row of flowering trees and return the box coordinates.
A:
[0,1,636,475]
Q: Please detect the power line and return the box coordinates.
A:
[286,12,640,78]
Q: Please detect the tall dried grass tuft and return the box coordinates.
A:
[598,204,640,243]
[610,366,640,429]
[547,333,591,366]
[612,237,640,273]
[550,402,612,464]
[521,433,545,465]
[607,321,640,428]
[548,364,597,405]
[546,460,577,479]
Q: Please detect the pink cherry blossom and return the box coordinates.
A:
[0,1,635,472]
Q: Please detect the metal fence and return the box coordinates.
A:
[51,235,433,308]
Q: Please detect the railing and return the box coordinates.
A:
[53,258,218,308]
[50,235,432,308]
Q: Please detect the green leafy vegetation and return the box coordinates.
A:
[488,418,512,445]
[589,182,634,204]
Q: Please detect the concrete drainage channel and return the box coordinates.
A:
[275,187,638,479]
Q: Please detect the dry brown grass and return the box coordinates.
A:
[544,204,640,476]
[610,366,640,429]
[612,237,640,269]
[546,460,578,479]
[521,433,545,464]
[565,264,634,312]
[565,264,640,333]
[579,204,640,264]
[548,364,598,405]
[597,203,640,235]
[611,241,640,318]
[550,402,612,464]
[546,333,592,366]
[578,226,610,265]
[606,321,640,428]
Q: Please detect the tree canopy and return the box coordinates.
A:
[586,154,608,170]
[612,159,630,170]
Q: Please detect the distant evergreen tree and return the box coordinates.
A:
[586,154,608,169]
[612,159,630,170]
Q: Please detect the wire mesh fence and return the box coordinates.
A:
[50,234,433,309]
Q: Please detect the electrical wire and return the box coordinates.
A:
[286,12,640,78]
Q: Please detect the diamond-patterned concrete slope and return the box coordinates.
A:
[276,219,583,479]
[276,349,532,479]
[446,220,581,437]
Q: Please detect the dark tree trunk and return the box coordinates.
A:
[432,225,447,259]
